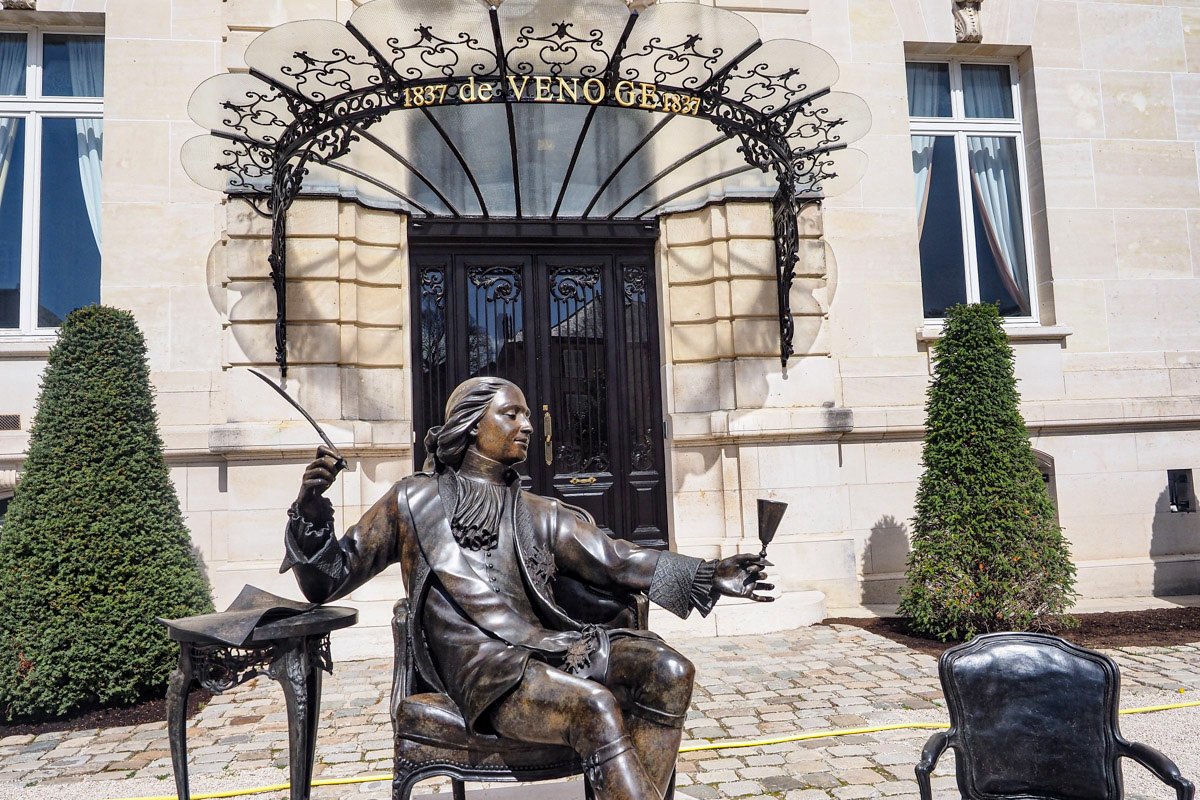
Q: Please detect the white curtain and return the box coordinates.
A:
[968,136,1027,313]
[911,135,935,236]
[907,65,944,237]
[962,66,1012,119]
[67,38,103,250]
[0,35,26,203]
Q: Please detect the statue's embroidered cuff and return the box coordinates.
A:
[279,503,338,577]
[690,559,718,618]
[649,551,705,619]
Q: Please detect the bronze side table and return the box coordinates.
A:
[162,606,357,800]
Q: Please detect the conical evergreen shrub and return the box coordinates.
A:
[898,303,1075,641]
[0,306,213,720]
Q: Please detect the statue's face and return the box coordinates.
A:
[471,384,533,465]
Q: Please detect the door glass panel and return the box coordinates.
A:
[913,134,967,318]
[417,262,449,461]
[623,263,654,473]
[39,117,102,327]
[465,262,525,381]
[0,118,24,329]
[548,264,609,475]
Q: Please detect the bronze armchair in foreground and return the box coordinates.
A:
[917,632,1194,800]
[282,377,775,800]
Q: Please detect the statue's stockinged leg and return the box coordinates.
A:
[490,662,660,800]
[607,639,695,798]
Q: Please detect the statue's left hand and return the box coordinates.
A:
[712,553,775,602]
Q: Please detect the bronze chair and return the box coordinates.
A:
[917,632,1194,800]
[390,582,675,800]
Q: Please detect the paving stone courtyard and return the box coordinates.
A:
[3,623,1200,800]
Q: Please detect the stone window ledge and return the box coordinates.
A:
[0,335,57,359]
[917,323,1073,344]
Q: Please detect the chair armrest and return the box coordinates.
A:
[1121,740,1195,800]
[391,600,411,723]
[915,730,950,800]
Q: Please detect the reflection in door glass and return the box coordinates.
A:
[418,264,448,452]
[549,266,609,475]
[623,264,656,473]
[466,264,524,381]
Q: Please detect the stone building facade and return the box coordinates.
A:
[1,0,1198,651]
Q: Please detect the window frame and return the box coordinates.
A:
[0,26,104,337]
[908,57,1039,325]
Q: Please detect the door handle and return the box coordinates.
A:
[543,405,553,466]
[569,476,597,486]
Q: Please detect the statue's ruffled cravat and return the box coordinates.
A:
[450,450,518,551]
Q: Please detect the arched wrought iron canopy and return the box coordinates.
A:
[183,0,870,373]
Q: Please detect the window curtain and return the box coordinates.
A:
[907,67,942,237]
[968,136,1027,313]
[66,38,103,251]
[961,68,1026,312]
[0,36,24,203]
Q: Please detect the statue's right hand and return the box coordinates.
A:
[296,445,344,519]
[536,630,584,655]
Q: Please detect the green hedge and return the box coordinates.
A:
[0,306,213,720]
[899,304,1075,641]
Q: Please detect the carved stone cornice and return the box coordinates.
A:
[953,0,983,43]
[1,0,37,10]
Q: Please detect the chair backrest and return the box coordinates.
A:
[940,632,1124,800]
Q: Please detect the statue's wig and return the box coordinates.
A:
[423,376,514,472]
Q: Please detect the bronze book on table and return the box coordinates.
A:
[159,585,316,647]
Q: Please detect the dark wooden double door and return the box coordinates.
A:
[412,241,667,549]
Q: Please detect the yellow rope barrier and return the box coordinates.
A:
[108,699,1200,800]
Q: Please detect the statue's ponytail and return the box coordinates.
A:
[422,425,444,472]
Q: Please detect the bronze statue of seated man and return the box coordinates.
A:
[282,377,773,800]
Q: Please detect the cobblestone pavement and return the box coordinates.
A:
[3,624,1200,800]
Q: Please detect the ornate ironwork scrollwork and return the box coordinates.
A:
[281,48,385,101]
[622,265,646,305]
[784,99,850,150]
[772,195,799,365]
[468,265,522,301]
[792,149,842,195]
[188,643,275,693]
[556,443,611,475]
[630,429,654,472]
[724,62,813,115]
[550,267,601,301]
[187,636,333,695]
[421,267,447,309]
[383,25,499,80]
[213,139,277,193]
[623,34,723,88]
[199,3,868,373]
[220,90,290,145]
[506,21,608,77]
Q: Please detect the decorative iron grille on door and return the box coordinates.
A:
[412,236,666,548]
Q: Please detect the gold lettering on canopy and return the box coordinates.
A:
[399,77,701,116]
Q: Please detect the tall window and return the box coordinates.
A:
[908,60,1035,321]
[0,29,103,333]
